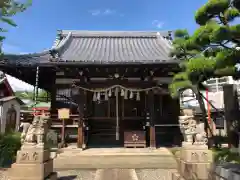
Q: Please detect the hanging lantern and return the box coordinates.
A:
[104,91,108,100]
[129,91,133,99]
[93,92,97,101]
[108,89,112,97]
[121,88,125,96]
[136,92,140,101]
[124,90,128,99]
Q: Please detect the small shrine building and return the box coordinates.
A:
[1,30,181,148]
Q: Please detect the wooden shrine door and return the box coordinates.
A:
[87,92,123,147]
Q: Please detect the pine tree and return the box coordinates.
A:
[169,0,240,147]
[0,0,32,54]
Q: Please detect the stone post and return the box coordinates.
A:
[8,116,57,180]
[178,108,213,180]
[179,144,213,180]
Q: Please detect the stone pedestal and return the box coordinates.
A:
[180,144,213,180]
[8,144,57,180]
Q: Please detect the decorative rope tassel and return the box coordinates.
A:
[97,92,101,101]
[115,87,119,96]
[93,92,97,101]
[129,91,133,99]
[124,90,128,99]
[121,88,125,96]
[136,92,140,101]
[104,91,108,100]
[108,89,112,97]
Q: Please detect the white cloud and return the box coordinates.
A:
[103,9,115,15]
[89,10,101,16]
[88,9,119,16]
[6,74,34,91]
[152,20,164,29]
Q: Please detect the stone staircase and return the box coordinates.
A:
[54,147,178,170]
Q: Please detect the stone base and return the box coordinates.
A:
[180,144,212,163]
[180,159,211,180]
[16,149,51,164]
[179,144,213,180]
[8,159,55,180]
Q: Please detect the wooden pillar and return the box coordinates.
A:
[148,90,156,148]
[61,119,66,147]
[77,117,83,148]
[77,90,87,149]
[50,72,57,115]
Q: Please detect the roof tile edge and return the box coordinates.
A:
[58,30,169,37]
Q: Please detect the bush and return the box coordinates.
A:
[212,147,240,164]
[0,132,21,167]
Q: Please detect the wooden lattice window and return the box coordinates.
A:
[5,105,17,132]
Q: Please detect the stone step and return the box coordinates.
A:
[56,169,181,180]
[54,154,177,170]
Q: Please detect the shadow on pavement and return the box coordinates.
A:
[58,175,77,180]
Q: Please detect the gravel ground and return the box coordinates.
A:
[0,169,174,180]
[135,169,173,180]
[94,169,138,180]
[0,169,8,180]
[57,169,96,180]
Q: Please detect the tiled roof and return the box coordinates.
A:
[2,52,51,65]
[0,96,24,104]
[56,31,174,64]
[2,30,178,65]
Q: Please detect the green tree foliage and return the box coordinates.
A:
[169,0,240,147]
[0,0,32,54]
[15,90,50,102]
[0,132,21,167]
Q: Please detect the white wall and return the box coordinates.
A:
[181,90,224,109]
[0,99,21,133]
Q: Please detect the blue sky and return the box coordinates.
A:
[2,0,208,90]
[3,0,208,54]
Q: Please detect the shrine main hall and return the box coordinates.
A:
[1,30,181,149]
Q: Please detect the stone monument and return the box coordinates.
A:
[178,108,213,180]
[8,116,57,180]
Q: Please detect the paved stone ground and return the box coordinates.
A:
[0,169,175,180]
[57,169,96,180]
[135,169,173,180]
[55,147,177,169]
[0,148,177,179]
[57,169,173,180]
[0,169,8,180]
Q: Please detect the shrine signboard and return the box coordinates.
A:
[58,108,70,119]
